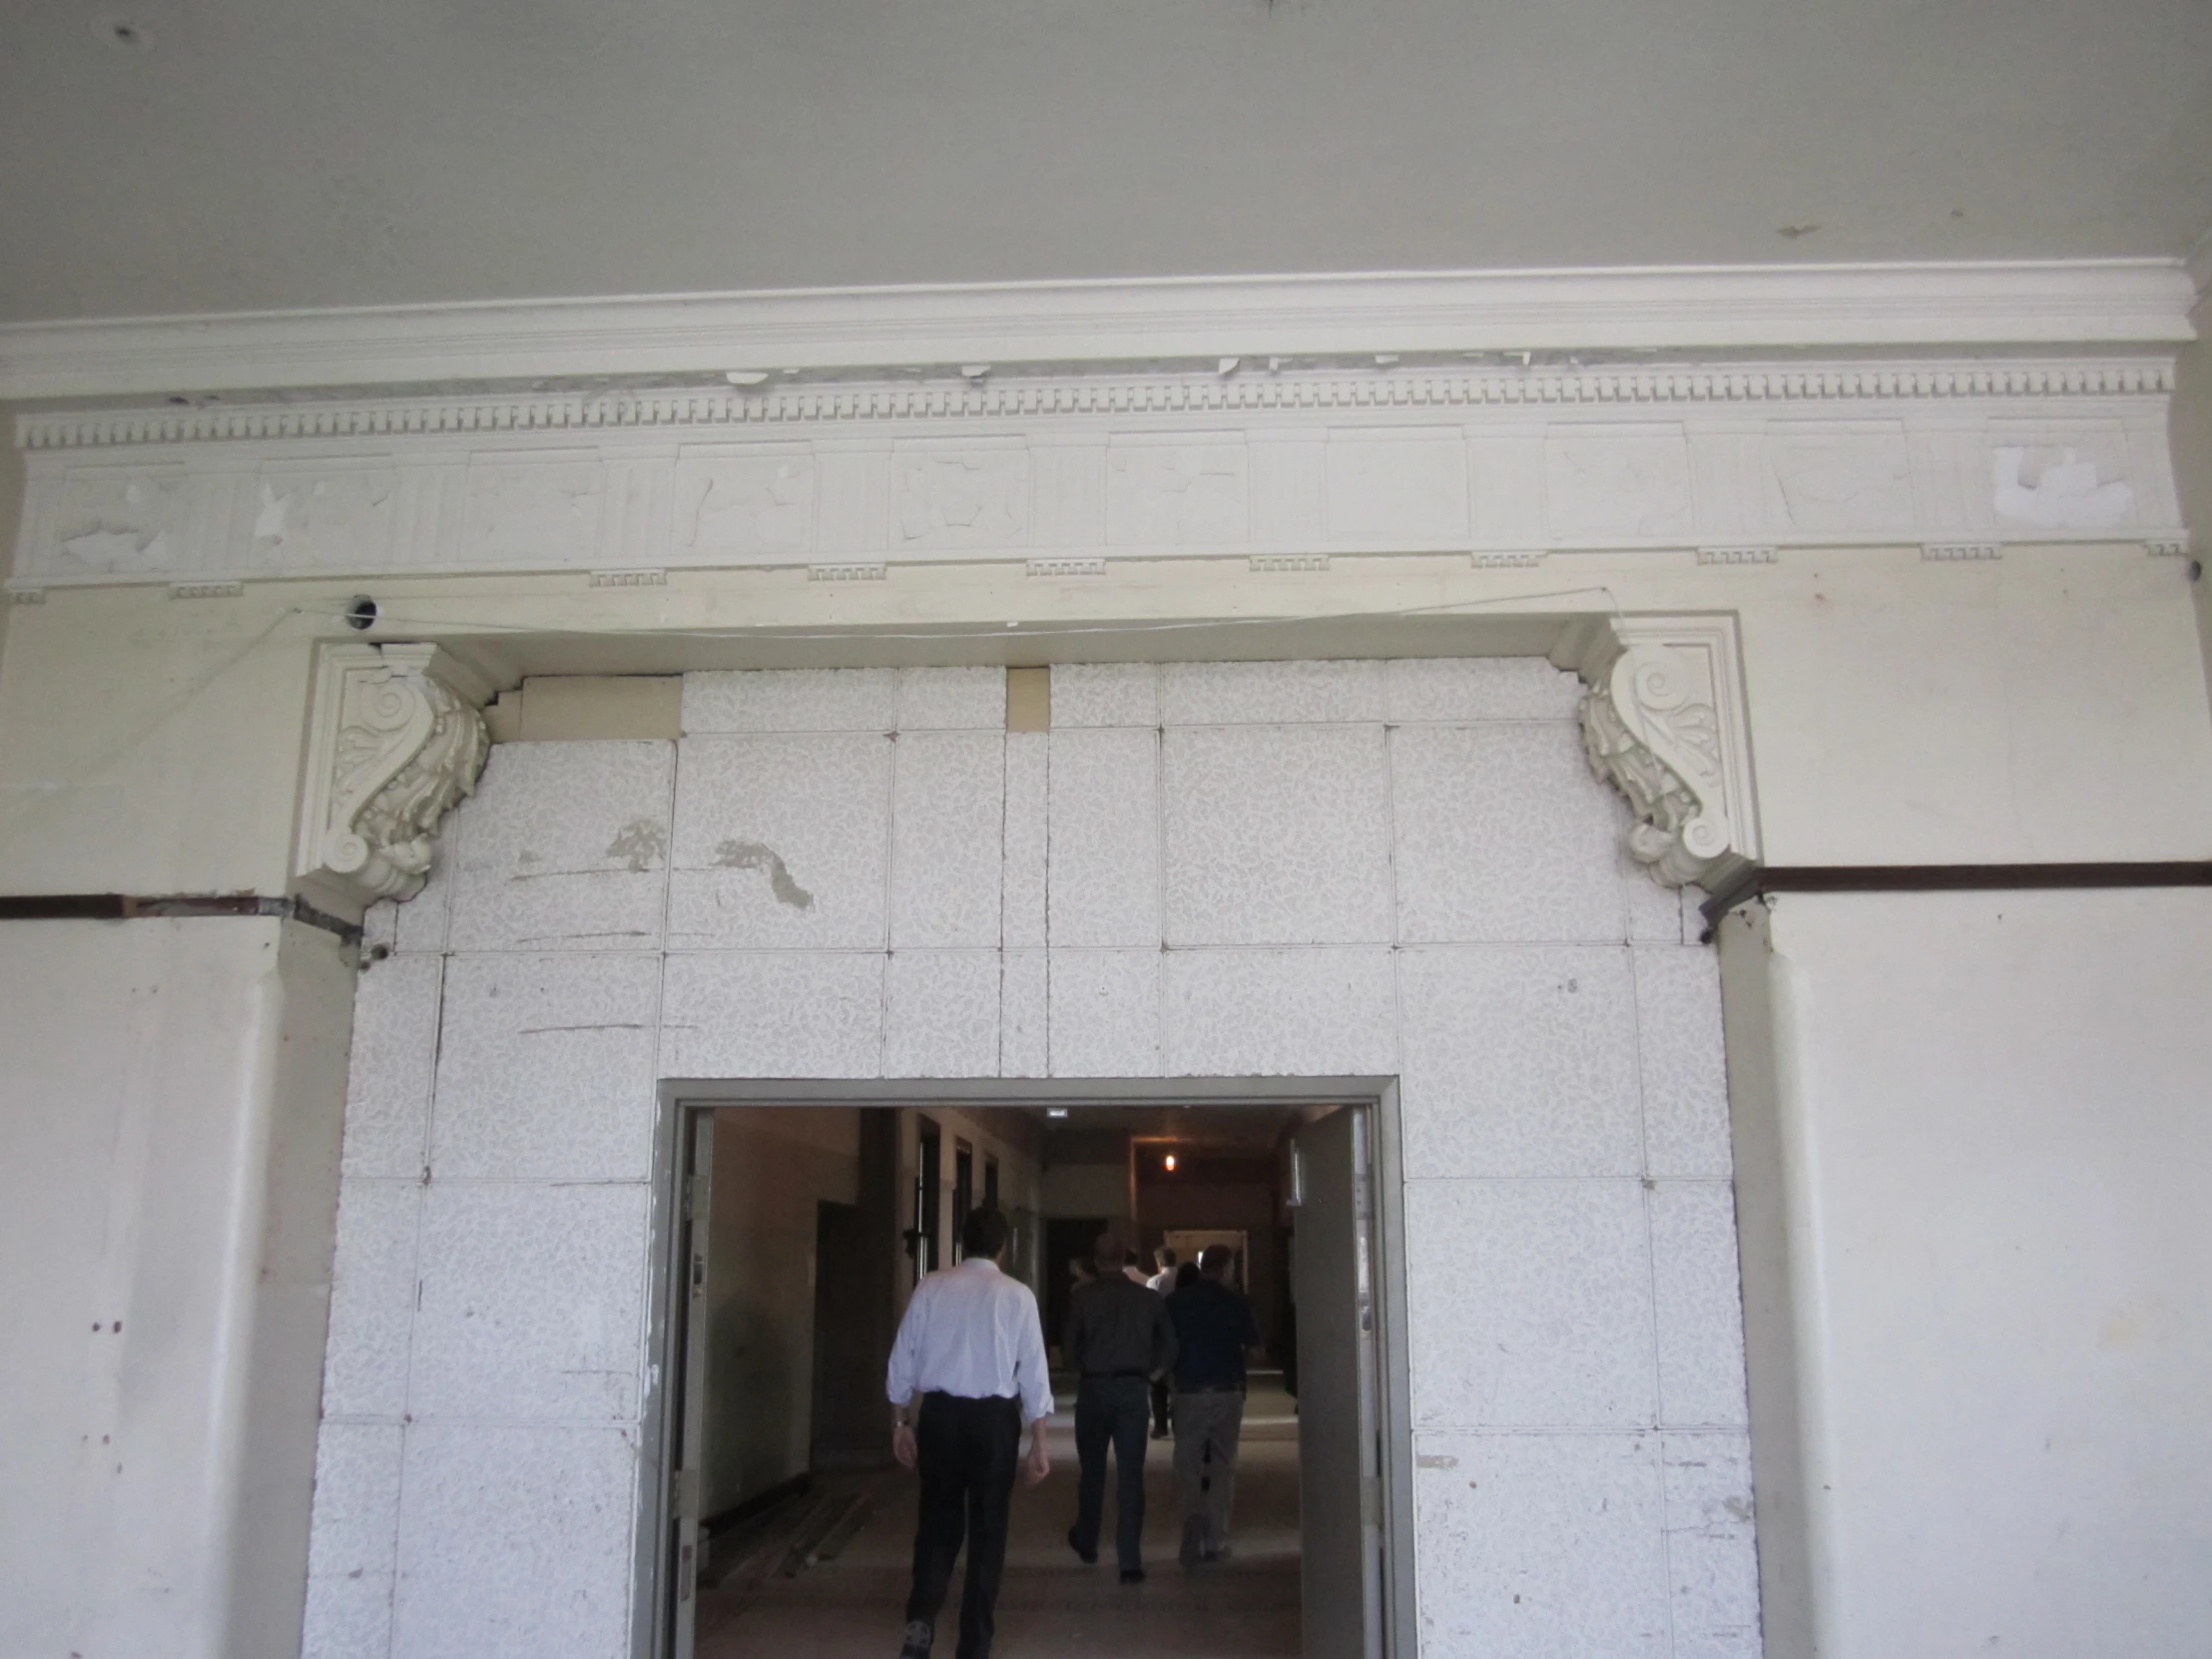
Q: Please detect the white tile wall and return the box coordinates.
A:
[1163,947,1397,1075]
[312,660,1758,1659]
[391,1424,638,1659]
[408,1182,649,1422]
[661,950,885,1078]
[340,953,444,1179]
[321,1179,420,1420]
[1045,728,1160,947]
[1161,725,1394,945]
[885,949,1001,1076]
[446,743,674,952]
[1397,945,1643,1178]
[429,953,660,1182]
[1412,1432,1670,1659]
[1661,1433,1764,1659]
[1406,1179,1659,1428]
[1391,722,1627,942]
[890,731,1005,948]
[668,733,891,948]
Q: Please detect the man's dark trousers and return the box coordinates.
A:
[1072,1375,1152,1570]
[907,1390,1021,1659]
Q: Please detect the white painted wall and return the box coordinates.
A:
[702,1107,860,1515]
[0,917,354,1659]
[299,660,1753,1659]
[1718,891,2212,1659]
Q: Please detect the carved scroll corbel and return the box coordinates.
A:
[1552,614,1762,892]
[294,643,494,916]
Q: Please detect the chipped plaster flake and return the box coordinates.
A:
[1991,446,2134,529]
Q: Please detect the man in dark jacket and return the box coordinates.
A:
[1062,1230,1177,1582]
[1164,1245,1261,1567]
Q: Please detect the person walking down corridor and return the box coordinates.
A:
[1063,1230,1177,1583]
[886,1207,1053,1659]
[1145,1247,1179,1439]
[1166,1245,1261,1568]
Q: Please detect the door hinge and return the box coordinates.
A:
[1361,1474,1382,1526]
[672,1465,700,1520]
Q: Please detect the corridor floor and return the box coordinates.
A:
[699,1376,1302,1659]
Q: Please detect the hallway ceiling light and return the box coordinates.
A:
[1163,1154,1177,1172]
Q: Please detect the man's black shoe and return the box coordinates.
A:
[1066,1525,1097,1565]
[1119,1567,1146,1585]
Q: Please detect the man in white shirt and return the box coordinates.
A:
[886,1206,1054,1659]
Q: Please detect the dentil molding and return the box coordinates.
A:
[1554,615,1761,891]
[294,643,493,918]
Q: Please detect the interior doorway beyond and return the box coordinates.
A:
[641,1081,1413,1659]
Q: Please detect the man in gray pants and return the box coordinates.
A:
[1063,1230,1177,1583]
[1164,1245,1261,1566]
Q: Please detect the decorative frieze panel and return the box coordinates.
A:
[294,644,495,918]
[1554,616,1761,892]
[5,355,2184,588]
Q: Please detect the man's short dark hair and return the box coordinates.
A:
[1156,1247,1177,1267]
[1199,1244,1236,1277]
[962,1206,1009,1261]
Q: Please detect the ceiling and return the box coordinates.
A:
[2,0,2208,325]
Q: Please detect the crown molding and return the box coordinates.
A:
[0,261,2194,403]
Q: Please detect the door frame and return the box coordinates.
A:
[634,1076,1415,1659]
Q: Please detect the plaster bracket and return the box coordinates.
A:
[294,642,493,918]
[1552,613,1762,892]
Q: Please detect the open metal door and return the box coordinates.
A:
[1293,1105,1383,1659]
[667,1113,714,1659]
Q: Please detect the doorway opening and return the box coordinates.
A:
[638,1081,1412,1659]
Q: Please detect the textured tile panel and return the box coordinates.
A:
[1001,733,1048,947]
[669,734,891,948]
[429,953,660,1182]
[1162,725,1393,945]
[1000,949,1048,1077]
[321,1179,420,1420]
[1047,949,1162,1077]
[1160,659,1385,724]
[884,950,1001,1078]
[1635,945,1734,1178]
[391,1423,637,1659]
[300,1570,395,1659]
[661,951,885,1078]
[1412,1431,1668,1659]
[1661,1432,1765,1659]
[1649,1183,1751,1428]
[407,1182,648,1422]
[1405,1179,1656,1428]
[1390,723,1626,943]
[1046,728,1161,947]
[307,1421,404,1579]
[1051,663,1160,728]
[890,731,1005,948]
[341,953,444,1179]
[392,836,454,954]
[445,742,674,951]
[1163,948,1396,1076]
[1624,846,1689,943]
[1397,946,1642,1178]
[682,667,896,733]
[1384,656,1586,722]
[895,666,1006,730]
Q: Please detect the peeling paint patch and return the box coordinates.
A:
[714,838,814,908]
[606,819,668,872]
[1416,1452,1458,1469]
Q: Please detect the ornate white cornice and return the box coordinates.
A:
[1554,614,1761,891]
[294,644,492,918]
[0,261,2191,402]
